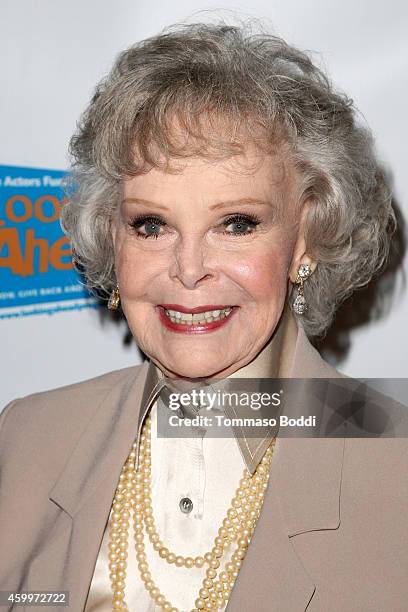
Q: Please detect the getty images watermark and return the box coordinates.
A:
[166,389,316,428]
[157,378,408,438]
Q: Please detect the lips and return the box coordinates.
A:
[157,304,238,333]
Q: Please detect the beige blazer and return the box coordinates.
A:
[1,325,407,612]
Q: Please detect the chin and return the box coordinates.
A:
[159,356,228,380]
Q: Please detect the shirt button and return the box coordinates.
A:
[179,497,193,514]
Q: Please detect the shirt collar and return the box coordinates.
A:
[137,306,309,474]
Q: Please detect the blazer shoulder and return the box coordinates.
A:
[0,364,146,452]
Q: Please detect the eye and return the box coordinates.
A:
[222,213,261,236]
[129,214,165,239]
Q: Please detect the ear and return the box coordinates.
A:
[288,201,318,283]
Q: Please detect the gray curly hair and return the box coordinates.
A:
[61,20,395,338]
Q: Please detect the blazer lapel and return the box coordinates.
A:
[226,436,345,612]
[227,322,345,611]
[27,360,162,611]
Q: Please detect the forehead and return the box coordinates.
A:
[123,144,296,205]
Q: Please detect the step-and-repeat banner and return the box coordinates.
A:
[0,165,95,319]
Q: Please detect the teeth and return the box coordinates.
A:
[164,307,233,325]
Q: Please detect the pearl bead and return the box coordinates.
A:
[232,549,245,561]
[195,598,205,609]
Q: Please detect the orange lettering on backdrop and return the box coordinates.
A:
[49,236,72,270]
[34,195,61,223]
[0,228,26,274]
[1,194,74,276]
[0,228,74,276]
[24,229,49,275]
[6,195,32,222]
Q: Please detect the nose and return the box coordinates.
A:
[168,235,215,289]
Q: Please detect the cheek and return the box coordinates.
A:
[115,240,164,296]
[232,247,291,304]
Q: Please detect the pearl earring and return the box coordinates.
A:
[292,263,312,315]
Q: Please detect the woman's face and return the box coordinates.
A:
[112,145,303,379]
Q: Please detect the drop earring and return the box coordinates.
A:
[108,285,120,310]
[292,263,312,315]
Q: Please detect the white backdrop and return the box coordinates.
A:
[1,0,407,408]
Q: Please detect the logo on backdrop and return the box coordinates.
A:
[0,165,97,318]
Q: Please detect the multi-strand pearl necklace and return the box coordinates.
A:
[108,411,275,611]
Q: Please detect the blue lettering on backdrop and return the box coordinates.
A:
[0,165,97,318]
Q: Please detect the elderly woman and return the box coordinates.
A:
[1,21,407,612]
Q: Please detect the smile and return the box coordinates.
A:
[165,306,232,324]
[157,304,237,333]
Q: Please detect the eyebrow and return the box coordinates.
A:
[122,197,276,211]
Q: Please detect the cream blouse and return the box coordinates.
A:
[84,398,245,612]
